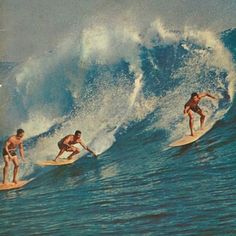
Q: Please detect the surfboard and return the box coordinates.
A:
[37,157,78,166]
[169,125,212,147]
[0,179,32,191]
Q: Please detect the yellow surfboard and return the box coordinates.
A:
[37,157,78,166]
[169,125,212,147]
[0,179,32,191]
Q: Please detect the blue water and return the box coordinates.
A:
[0,27,236,235]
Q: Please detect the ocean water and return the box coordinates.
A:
[0,26,236,235]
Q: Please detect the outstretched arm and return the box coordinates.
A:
[79,140,97,157]
[199,92,216,99]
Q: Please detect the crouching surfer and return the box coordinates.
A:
[54,130,97,161]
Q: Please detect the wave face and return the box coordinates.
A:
[0,24,236,235]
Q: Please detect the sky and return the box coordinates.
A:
[1,0,236,62]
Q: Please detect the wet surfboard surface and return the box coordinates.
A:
[0,179,33,191]
[169,126,212,147]
[37,157,78,166]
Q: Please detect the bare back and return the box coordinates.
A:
[59,135,82,146]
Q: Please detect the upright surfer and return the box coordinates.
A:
[54,130,97,161]
[184,92,216,136]
[2,129,26,184]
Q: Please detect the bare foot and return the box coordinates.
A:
[12,180,18,184]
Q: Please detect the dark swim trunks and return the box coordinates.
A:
[185,103,202,113]
[2,149,17,157]
[58,141,69,150]
[190,105,202,113]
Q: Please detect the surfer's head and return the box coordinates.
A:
[16,128,24,139]
[75,130,81,138]
[191,92,199,102]
[191,92,198,98]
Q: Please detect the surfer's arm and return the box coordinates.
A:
[19,142,25,161]
[4,138,14,158]
[199,92,216,99]
[183,105,190,115]
[79,140,97,157]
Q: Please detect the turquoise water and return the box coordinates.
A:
[0,28,236,235]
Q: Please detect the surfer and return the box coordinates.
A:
[184,92,216,136]
[2,129,26,184]
[54,130,97,161]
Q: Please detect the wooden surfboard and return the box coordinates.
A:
[0,179,32,191]
[169,125,212,147]
[37,157,78,166]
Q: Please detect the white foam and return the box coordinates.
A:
[19,111,62,139]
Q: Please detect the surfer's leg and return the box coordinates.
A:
[197,109,206,129]
[12,156,19,184]
[188,111,194,136]
[54,147,67,161]
[3,156,10,184]
[66,147,80,160]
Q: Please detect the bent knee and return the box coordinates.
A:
[189,115,194,120]
[72,147,80,154]
[13,162,19,168]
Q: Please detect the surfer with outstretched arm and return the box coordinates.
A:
[184,92,216,136]
[2,129,26,185]
[54,130,97,161]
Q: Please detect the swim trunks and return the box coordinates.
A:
[58,141,69,150]
[2,149,17,157]
[185,103,202,113]
[190,105,202,113]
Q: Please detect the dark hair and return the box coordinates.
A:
[75,130,81,136]
[17,128,24,135]
[191,92,198,98]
